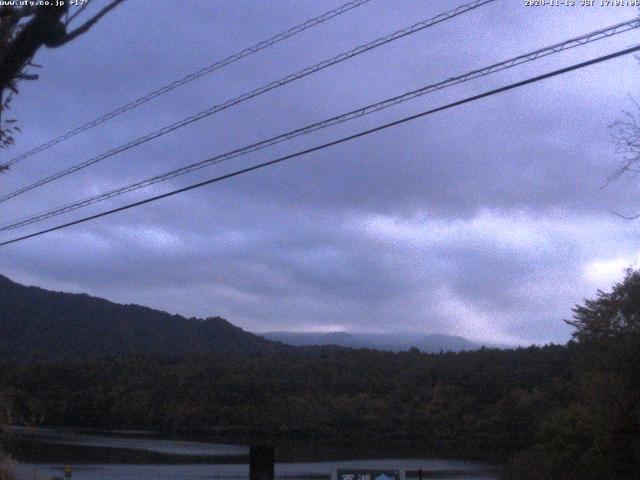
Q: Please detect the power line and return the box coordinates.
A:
[3,17,638,232]
[0,0,374,169]
[2,43,638,247]
[0,0,497,204]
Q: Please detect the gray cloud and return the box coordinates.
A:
[2,0,640,345]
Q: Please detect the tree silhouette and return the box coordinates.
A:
[0,1,125,162]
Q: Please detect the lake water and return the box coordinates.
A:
[9,427,248,457]
[5,428,497,480]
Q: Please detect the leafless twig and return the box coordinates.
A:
[53,0,125,45]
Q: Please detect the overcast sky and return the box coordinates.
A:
[1,0,640,345]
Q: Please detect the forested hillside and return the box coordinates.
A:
[1,272,639,479]
[0,345,571,462]
[503,270,640,479]
[0,275,281,363]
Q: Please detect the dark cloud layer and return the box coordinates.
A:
[1,0,640,345]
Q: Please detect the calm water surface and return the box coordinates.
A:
[7,428,497,480]
[10,427,247,457]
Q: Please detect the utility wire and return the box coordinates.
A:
[0,0,373,169]
[1,43,639,247]
[2,17,638,232]
[0,0,497,203]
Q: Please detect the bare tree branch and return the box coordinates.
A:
[609,209,640,220]
[0,5,67,92]
[0,1,126,90]
[607,96,640,183]
[66,3,90,27]
[53,0,125,46]
[0,6,37,20]
[15,73,38,81]
[0,0,124,156]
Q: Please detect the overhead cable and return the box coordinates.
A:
[0,0,497,203]
[2,43,638,247]
[0,0,374,169]
[3,17,638,232]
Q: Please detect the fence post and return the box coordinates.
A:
[250,445,274,480]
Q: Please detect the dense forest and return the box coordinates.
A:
[0,345,572,461]
[1,271,639,479]
[503,270,640,480]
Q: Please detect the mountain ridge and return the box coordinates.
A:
[0,274,283,364]
[0,273,505,364]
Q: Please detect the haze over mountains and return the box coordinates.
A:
[260,331,492,352]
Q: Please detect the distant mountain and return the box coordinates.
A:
[260,331,491,352]
[0,274,283,364]
[416,333,481,352]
